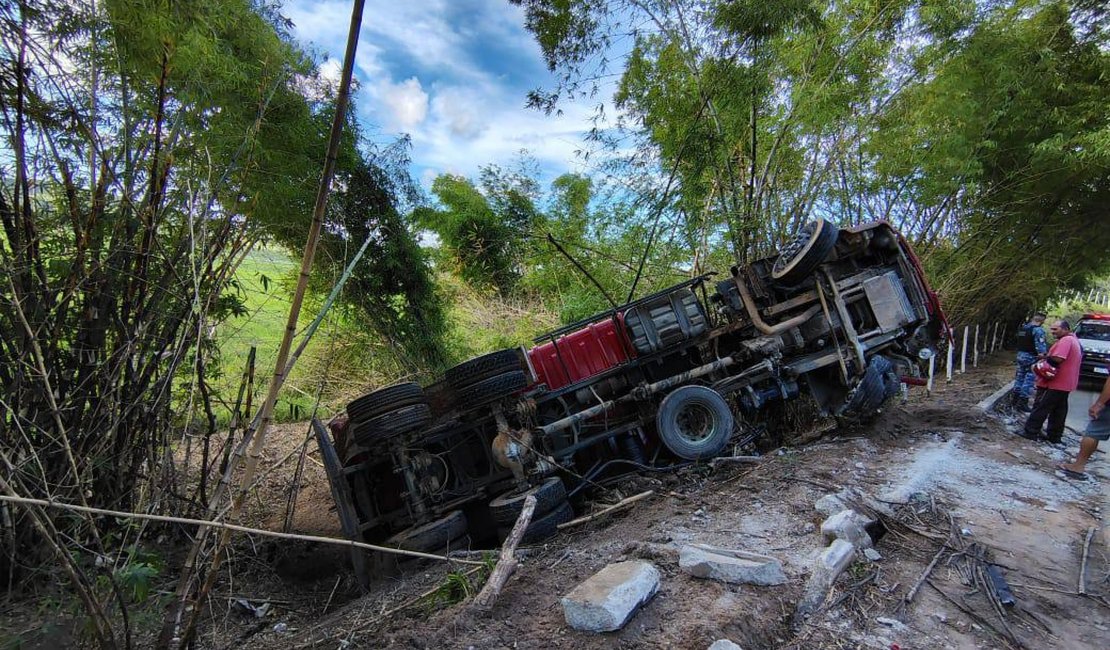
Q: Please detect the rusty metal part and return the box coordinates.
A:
[492,428,533,471]
[815,277,850,384]
[734,275,822,335]
[823,268,866,370]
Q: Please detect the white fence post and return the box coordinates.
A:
[960,326,969,374]
[946,337,954,383]
[973,323,980,368]
[927,354,935,396]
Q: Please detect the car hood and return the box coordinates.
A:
[1079,338,1110,355]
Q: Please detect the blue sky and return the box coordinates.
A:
[283,0,611,189]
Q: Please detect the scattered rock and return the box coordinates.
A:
[679,544,787,586]
[821,510,874,549]
[796,540,857,619]
[815,492,851,517]
[863,548,882,562]
[561,561,660,632]
[933,612,947,624]
[708,640,743,650]
[272,622,288,634]
[961,528,973,536]
[1043,505,1058,513]
[876,616,907,631]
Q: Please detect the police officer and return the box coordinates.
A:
[1011,312,1047,411]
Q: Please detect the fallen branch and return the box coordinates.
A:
[903,541,947,607]
[292,564,487,649]
[469,494,537,613]
[0,494,483,566]
[927,580,1023,650]
[709,455,762,469]
[1079,526,1095,595]
[558,490,654,530]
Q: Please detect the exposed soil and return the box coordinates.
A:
[8,355,1107,649]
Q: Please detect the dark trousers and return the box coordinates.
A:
[1023,387,1070,442]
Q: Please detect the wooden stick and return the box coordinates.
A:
[0,494,482,566]
[709,455,762,468]
[904,540,947,606]
[558,490,654,530]
[469,494,537,612]
[1079,526,1095,595]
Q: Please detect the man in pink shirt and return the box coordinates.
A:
[1021,320,1084,444]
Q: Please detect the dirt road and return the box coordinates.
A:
[217,356,1108,650]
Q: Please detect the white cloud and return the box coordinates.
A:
[377,77,429,131]
[285,0,625,184]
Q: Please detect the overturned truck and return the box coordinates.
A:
[316,219,950,572]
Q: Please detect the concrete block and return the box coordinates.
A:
[708,640,743,650]
[796,539,858,620]
[561,561,660,632]
[679,544,786,586]
[817,538,857,575]
[820,510,873,549]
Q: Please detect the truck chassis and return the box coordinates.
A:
[316,219,950,581]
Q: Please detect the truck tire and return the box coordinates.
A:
[456,370,527,407]
[841,355,900,416]
[348,382,425,424]
[488,477,567,527]
[386,510,468,553]
[351,403,431,445]
[771,218,839,286]
[656,385,734,460]
[497,500,574,544]
[446,349,522,389]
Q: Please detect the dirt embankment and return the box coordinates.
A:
[185,356,1109,649]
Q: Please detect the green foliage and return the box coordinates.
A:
[115,562,159,604]
[514,0,1110,324]
[416,174,529,292]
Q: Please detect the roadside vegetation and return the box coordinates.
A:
[1,0,1109,648]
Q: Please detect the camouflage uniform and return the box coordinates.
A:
[1013,323,1047,403]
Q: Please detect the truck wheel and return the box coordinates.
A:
[456,370,527,407]
[348,382,425,424]
[841,355,900,416]
[656,385,734,460]
[497,500,574,544]
[771,218,839,286]
[387,510,468,553]
[446,349,523,389]
[351,403,431,445]
[488,477,567,526]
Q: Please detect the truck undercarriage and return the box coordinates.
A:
[316,219,950,580]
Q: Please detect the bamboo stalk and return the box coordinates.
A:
[1078,527,1095,595]
[469,495,536,612]
[0,494,482,566]
[167,2,367,646]
[558,491,654,530]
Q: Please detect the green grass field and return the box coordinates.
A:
[212,247,338,424]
